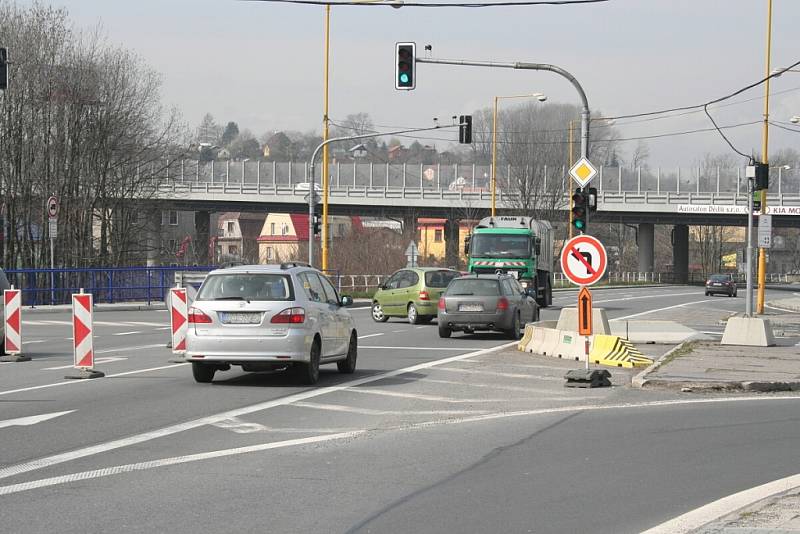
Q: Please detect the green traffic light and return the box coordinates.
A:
[399,73,409,84]
[574,220,585,229]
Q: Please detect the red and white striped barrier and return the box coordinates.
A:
[4,288,21,353]
[2,288,27,362]
[170,287,188,354]
[65,291,103,379]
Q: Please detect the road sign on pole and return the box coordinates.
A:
[757,214,772,248]
[577,286,592,336]
[569,157,598,188]
[560,235,608,286]
[47,195,59,218]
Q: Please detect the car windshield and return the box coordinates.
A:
[425,270,461,288]
[196,274,293,301]
[470,234,531,258]
[710,275,731,282]
[446,278,500,296]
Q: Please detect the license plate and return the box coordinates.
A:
[459,304,484,312]
[713,283,722,286]
[219,312,262,324]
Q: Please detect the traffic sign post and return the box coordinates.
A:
[560,235,608,287]
[46,195,59,306]
[561,236,612,388]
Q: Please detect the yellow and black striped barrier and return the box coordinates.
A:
[589,335,653,369]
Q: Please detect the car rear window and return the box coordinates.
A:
[196,274,294,301]
[445,278,500,296]
[425,270,461,288]
[709,275,731,282]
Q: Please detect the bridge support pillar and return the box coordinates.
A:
[195,211,211,265]
[444,217,460,269]
[672,224,689,284]
[402,213,417,238]
[637,223,655,273]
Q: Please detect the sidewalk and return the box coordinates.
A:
[631,298,800,532]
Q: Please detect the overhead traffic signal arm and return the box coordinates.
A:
[395,42,416,90]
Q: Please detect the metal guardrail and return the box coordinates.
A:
[5,266,215,307]
[6,267,795,307]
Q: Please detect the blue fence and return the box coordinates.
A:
[5,266,216,307]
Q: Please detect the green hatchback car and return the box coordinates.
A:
[372,267,462,324]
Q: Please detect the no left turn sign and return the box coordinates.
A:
[560,235,607,286]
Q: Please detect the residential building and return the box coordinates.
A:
[257,213,362,264]
[215,212,266,264]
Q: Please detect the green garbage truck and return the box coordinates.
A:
[464,216,553,307]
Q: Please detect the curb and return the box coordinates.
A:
[631,341,688,388]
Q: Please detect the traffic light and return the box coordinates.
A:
[754,162,769,191]
[312,212,321,236]
[586,186,598,213]
[0,48,8,91]
[572,188,587,233]
[395,42,415,90]
[459,115,472,144]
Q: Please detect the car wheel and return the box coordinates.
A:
[705,291,710,296]
[371,302,388,323]
[506,313,521,340]
[407,303,421,325]
[337,333,357,374]
[191,362,216,383]
[438,323,452,338]
[296,338,321,385]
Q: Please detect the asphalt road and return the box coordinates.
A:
[0,285,798,533]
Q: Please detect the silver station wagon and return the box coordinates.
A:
[185,263,357,385]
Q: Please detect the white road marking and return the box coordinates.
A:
[417,377,574,394]
[615,298,716,320]
[3,396,800,497]
[641,472,800,534]
[360,346,485,351]
[126,322,167,327]
[156,327,171,331]
[95,344,164,354]
[112,331,141,336]
[0,431,365,497]
[211,417,268,434]
[0,343,517,481]
[292,401,488,416]
[347,388,512,403]
[41,357,127,371]
[765,303,800,313]
[0,363,187,398]
[436,366,564,381]
[0,410,75,430]
[357,333,384,340]
[22,340,46,345]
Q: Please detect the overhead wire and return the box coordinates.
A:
[241,0,610,7]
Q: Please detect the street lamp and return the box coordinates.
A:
[491,92,546,216]
[320,0,400,272]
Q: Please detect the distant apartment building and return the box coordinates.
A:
[215,212,266,264]
[257,213,362,264]
[416,218,472,265]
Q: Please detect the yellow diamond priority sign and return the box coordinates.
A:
[569,157,598,188]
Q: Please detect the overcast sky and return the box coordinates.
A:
[37,0,800,167]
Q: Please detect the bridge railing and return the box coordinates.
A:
[153,161,800,195]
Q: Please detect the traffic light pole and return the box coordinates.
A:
[307,123,455,267]
[416,57,591,160]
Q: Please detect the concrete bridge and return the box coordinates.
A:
[144,161,800,279]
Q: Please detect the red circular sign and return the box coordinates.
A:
[560,235,607,286]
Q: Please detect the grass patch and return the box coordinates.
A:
[660,341,698,366]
